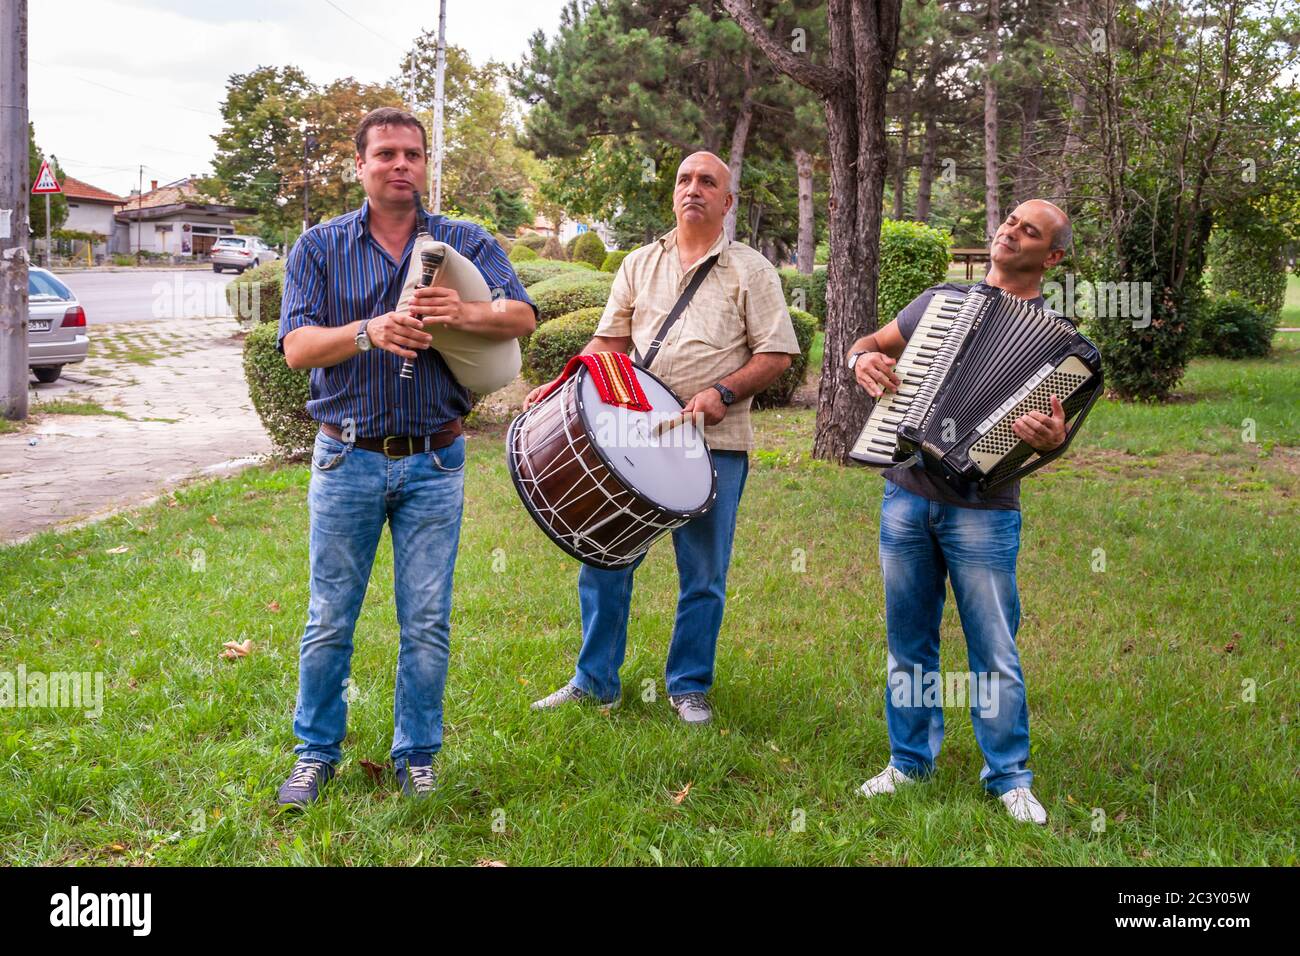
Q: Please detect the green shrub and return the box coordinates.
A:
[111,253,135,267]
[753,308,816,409]
[777,268,828,323]
[1197,293,1276,359]
[528,271,615,322]
[878,219,952,325]
[242,320,314,455]
[514,259,594,287]
[226,259,286,325]
[572,231,608,269]
[522,307,603,385]
[601,250,629,273]
[517,233,549,252]
[509,243,539,263]
[564,233,581,260]
[1206,226,1288,321]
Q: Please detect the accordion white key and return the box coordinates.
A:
[850,287,1104,493]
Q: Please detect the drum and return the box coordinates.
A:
[507,363,717,569]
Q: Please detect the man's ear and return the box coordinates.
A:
[1044,247,1065,270]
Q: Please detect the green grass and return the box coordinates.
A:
[0,347,1296,866]
[1282,272,1300,327]
[29,398,128,419]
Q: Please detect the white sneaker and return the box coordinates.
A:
[999,787,1048,825]
[858,765,915,798]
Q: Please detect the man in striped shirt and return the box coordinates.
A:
[274,108,535,807]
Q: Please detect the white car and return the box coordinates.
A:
[211,236,279,274]
[28,268,89,384]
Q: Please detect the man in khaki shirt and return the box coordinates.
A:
[524,151,801,724]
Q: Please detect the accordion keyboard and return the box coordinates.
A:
[850,292,967,465]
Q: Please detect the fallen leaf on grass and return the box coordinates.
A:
[207,514,221,527]
[105,545,129,554]
[107,843,126,853]
[474,859,507,867]
[672,783,693,805]
[265,601,281,613]
[359,759,389,784]
[220,639,253,660]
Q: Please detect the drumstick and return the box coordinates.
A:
[651,412,695,438]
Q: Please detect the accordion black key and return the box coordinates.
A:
[851,287,1104,493]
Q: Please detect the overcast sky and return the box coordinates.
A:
[29,0,570,198]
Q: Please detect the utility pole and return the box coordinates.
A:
[431,0,446,212]
[135,164,143,259]
[1,0,30,422]
[302,124,317,236]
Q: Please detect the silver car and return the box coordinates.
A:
[28,268,89,385]
[211,235,279,274]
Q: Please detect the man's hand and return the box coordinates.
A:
[853,351,901,399]
[523,377,562,411]
[1012,395,1067,452]
[409,286,465,328]
[682,387,727,427]
[364,312,432,360]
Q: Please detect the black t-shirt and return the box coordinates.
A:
[880,281,1046,511]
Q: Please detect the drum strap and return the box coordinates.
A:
[633,254,720,370]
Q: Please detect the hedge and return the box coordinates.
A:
[572,231,608,269]
[564,234,581,260]
[777,267,827,324]
[1206,226,1288,321]
[226,259,286,326]
[517,234,549,252]
[878,218,952,326]
[601,250,629,273]
[1197,293,1276,359]
[242,320,315,455]
[528,271,615,323]
[508,243,540,263]
[522,307,602,385]
[513,259,596,288]
[753,308,817,409]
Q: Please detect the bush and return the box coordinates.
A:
[528,271,615,323]
[522,307,603,385]
[508,243,539,263]
[111,254,135,267]
[564,233,581,260]
[778,268,828,324]
[1206,226,1288,321]
[513,259,595,287]
[517,233,549,252]
[601,250,629,273]
[752,309,817,409]
[572,231,608,269]
[242,320,315,455]
[878,219,952,325]
[540,236,566,260]
[1197,293,1276,359]
[226,259,286,326]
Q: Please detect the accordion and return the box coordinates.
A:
[850,287,1103,493]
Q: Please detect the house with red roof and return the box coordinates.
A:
[113,177,257,258]
[61,175,127,257]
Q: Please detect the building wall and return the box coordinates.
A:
[112,215,238,257]
[63,202,118,254]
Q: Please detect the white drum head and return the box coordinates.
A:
[576,365,714,514]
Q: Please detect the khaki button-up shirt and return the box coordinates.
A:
[594,227,800,452]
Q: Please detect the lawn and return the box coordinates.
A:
[0,337,1296,866]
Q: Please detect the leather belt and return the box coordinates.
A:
[320,419,462,458]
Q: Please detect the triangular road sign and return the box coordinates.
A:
[32,161,62,194]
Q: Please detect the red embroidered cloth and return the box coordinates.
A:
[535,351,651,412]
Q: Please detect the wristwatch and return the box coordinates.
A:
[355,319,373,352]
[712,382,736,406]
[849,350,870,370]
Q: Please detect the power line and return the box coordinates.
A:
[30,57,223,118]
[322,0,403,48]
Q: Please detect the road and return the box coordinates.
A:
[56,269,238,326]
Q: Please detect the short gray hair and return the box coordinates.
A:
[1051,218,1073,253]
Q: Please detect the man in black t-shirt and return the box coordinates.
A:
[846,200,1073,825]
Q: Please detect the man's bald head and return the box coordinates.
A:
[1025,199,1072,253]
[991,199,1072,277]
[678,151,732,192]
[673,151,733,234]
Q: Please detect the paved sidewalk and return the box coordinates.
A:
[0,316,271,544]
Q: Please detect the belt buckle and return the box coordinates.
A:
[381,435,411,458]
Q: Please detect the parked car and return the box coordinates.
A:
[28,268,89,384]
[211,236,279,274]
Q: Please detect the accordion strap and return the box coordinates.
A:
[633,254,719,370]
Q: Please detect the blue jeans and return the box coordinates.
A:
[878,478,1032,795]
[571,451,749,701]
[292,428,465,768]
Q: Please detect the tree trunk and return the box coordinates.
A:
[1013,82,1043,203]
[723,52,754,241]
[722,0,902,463]
[892,69,912,220]
[983,0,1001,243]
[916,115,937,223]
[795,147,815,273]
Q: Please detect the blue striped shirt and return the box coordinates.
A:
[277,200,535,437]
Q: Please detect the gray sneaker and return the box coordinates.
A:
[530,682,620,711]
[669,692,713,725]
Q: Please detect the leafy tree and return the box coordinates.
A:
[28,123,68,237]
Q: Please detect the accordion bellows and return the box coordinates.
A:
[395,235,522,394]
[851,287,1103,493]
